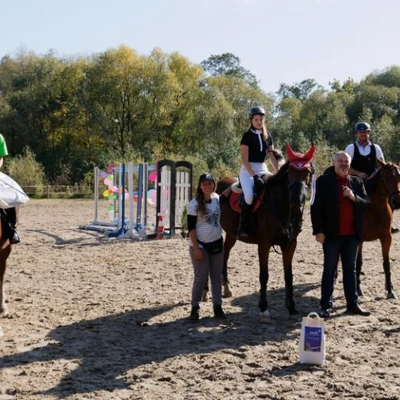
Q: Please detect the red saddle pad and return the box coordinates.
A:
[229,191,264,213]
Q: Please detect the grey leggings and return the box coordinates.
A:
[189,246,223,307]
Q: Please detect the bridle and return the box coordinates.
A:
[379,164,400,209]
[280,162,314,241]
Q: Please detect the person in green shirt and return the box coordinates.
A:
[0,134,20,244]
[0,134,7,167]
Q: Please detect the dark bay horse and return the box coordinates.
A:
[217,145,315,320]
[357,159,400,298]
[0,214,13,318]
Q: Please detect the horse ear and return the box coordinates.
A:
[286,144,295,161]
[303,145,316,161]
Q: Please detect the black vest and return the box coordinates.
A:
[351,142,376,176]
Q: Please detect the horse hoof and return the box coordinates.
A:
[387,291,397,300]
[0,305,9,317]
[259,310,271,323]
[223,284,233,298]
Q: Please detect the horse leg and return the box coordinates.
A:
[201,282,209,302]
[0,248,11,316]
[222,234,236,298]
[258,244,270,322]
[282,241,298,315]
[380,237,397,299]
[356,244,363,297]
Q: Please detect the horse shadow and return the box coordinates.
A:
[0,282,319,398]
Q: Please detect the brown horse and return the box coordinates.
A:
[217,145,315,320]
[357,159,400,298]
[0,214,13,318]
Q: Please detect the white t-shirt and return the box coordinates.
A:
[345,141,384,160]
[187,193,222,246]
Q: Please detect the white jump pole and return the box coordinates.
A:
[126,162,136,238]
[93,166,99,224]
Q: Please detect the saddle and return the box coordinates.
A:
[229,182,265,213]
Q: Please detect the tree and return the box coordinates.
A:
[200,53,258,87]
[277,79,323,101]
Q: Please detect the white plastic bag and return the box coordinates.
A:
[0,172,29,209]
[299,312,325,365]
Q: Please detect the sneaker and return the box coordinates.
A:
[237,229,249,239]
[391,227,399,235]
[189,306,200,321]
[213,305,226,319]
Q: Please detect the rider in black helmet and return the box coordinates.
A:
[237,106,279,239]
[345,121,398,234]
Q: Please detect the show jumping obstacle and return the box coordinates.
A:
[80,160,192,240]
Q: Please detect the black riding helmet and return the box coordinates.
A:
[355,121,371,132]
[249,106,266,117]
[198,173,215,186]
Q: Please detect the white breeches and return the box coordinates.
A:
[239,162,271,205]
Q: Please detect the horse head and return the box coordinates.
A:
[286,144,315,207]
[377,159,400,210]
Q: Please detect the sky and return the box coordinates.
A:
[1,0,400,94]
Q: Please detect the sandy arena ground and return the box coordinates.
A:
[0,199,400,400]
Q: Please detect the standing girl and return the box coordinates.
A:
[187,173,226,321]
[237,106,279,239]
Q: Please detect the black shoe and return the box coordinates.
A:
[346,304,371,316]
[213,305,226,319]
[10,229,20,244]
[318,308,332,318]
[237,228,249,239]
[189,306,200,321]
[391,227,399,235]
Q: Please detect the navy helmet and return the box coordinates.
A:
[249,106,266,117]
[355,121,371,132]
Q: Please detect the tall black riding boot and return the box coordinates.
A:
[237,202,251,239]
[5,207,20,244]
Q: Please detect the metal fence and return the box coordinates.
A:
[22,185,93,199]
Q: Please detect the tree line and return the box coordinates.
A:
[1,46,400,186]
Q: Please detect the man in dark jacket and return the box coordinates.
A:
[311,151,371,318]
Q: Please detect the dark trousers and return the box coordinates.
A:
[320,234,359,310]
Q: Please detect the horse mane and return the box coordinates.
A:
[364,169,380,195]
[265,162,289,187]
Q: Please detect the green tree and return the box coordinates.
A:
[277,79,323,101]
[200,53,258,87]
[6,147,46,196]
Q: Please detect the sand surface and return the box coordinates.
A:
[0,199,400,400]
